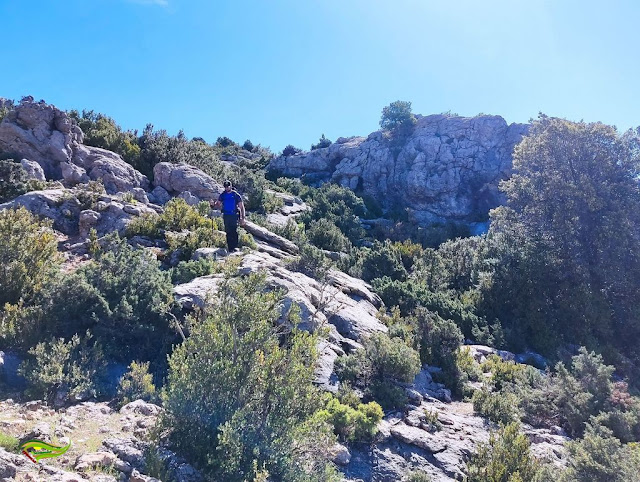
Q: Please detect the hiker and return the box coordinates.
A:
[212,180,245,252]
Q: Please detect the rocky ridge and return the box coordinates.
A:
[268,114,528,226]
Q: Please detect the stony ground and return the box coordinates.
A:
[0,399,199,482]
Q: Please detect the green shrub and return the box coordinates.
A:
[0,207,60,307]
[336,333,420,409]
[403,471,432,482]
[311,134,331,150]
[143,444,175,482]
[553,348,615,437]
[315,396,383,442]
[563,424,640,481]
[359,240,408,282]
[456,347,482,383]
[299,183,366,244]
[371,277,493,344]
[465,422,543,482]
[117,361,158,407]
[334,350,370,386]
[160,274,337,481]
[242,139,254,151]
[483,355,525,391]
[166,226,226,261]
[42,234,175,363]
[125,213,163,238]
[472,389,521,425]
[0,208,60,348]
[287,241,331,279]
[282,144,302,156]
[216,136,235,147]
[19,332,107,403]
[0,431,20,453]
[170,257,221,284]
[306,218,350,252]
[365,332,421,384]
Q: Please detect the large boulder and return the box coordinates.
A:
[153,162,222,201]
[0,99,149,193]
[268,114,528,226]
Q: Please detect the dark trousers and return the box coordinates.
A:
[223,214,239,251]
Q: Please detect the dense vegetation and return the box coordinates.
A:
[2,99,640,479]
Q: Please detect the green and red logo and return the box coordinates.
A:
[21,439,71,463]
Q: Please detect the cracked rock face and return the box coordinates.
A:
[268,114,528,225]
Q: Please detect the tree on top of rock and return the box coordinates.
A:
[380,100,417,133]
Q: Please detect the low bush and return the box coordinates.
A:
[403,471,432,482]
[41,234,176,363]
[170,257,221,284]
[19,332,108,403]
[563,424,640,481]
[282,144,302,156]
[335,332,421,409]
[472,389,521,424]
[311,134,331,150]
[0,431,20,453]
[315,395,383,442]
[117,361,158,407]
[465,422,544,482]
[287,241,331,279]
[306,218,350,252]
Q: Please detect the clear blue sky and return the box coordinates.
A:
[2,0,639,152]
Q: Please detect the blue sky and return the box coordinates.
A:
[2,0,639,152]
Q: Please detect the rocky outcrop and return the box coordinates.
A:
[0,99,149,193]
[344,399,568,481]
[268,114,528,225]
[153,162,222,201]
[0,188,159,236]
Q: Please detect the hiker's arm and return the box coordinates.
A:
[238,201,245,223]
[210,195,222,210]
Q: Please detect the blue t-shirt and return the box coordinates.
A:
[219,190,243,215]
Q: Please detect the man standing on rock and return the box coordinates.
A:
[212,180,245,252]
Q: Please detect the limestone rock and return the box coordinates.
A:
[174,275,224,309]
[0,447,23,478]
[242,220,299,254]
[120,400,161,417]
[79,209,101,238]
[0,99,149,193]
[268,114,528,226]
[390,423,448,453]
[178,190,200,206]
[20,159,46,181]
[149,186,170,205]
[74,451,119,471]
[131,188,149,204]
[192,247,228,260]
[329,443,351,466]
[129,469,160,482]
[102,438,145,468]
[153,162,222,201]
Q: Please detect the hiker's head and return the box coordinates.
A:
[223,180,232,191]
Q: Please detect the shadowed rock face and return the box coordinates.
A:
[268,114,528,225]
[0,99,149,193]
